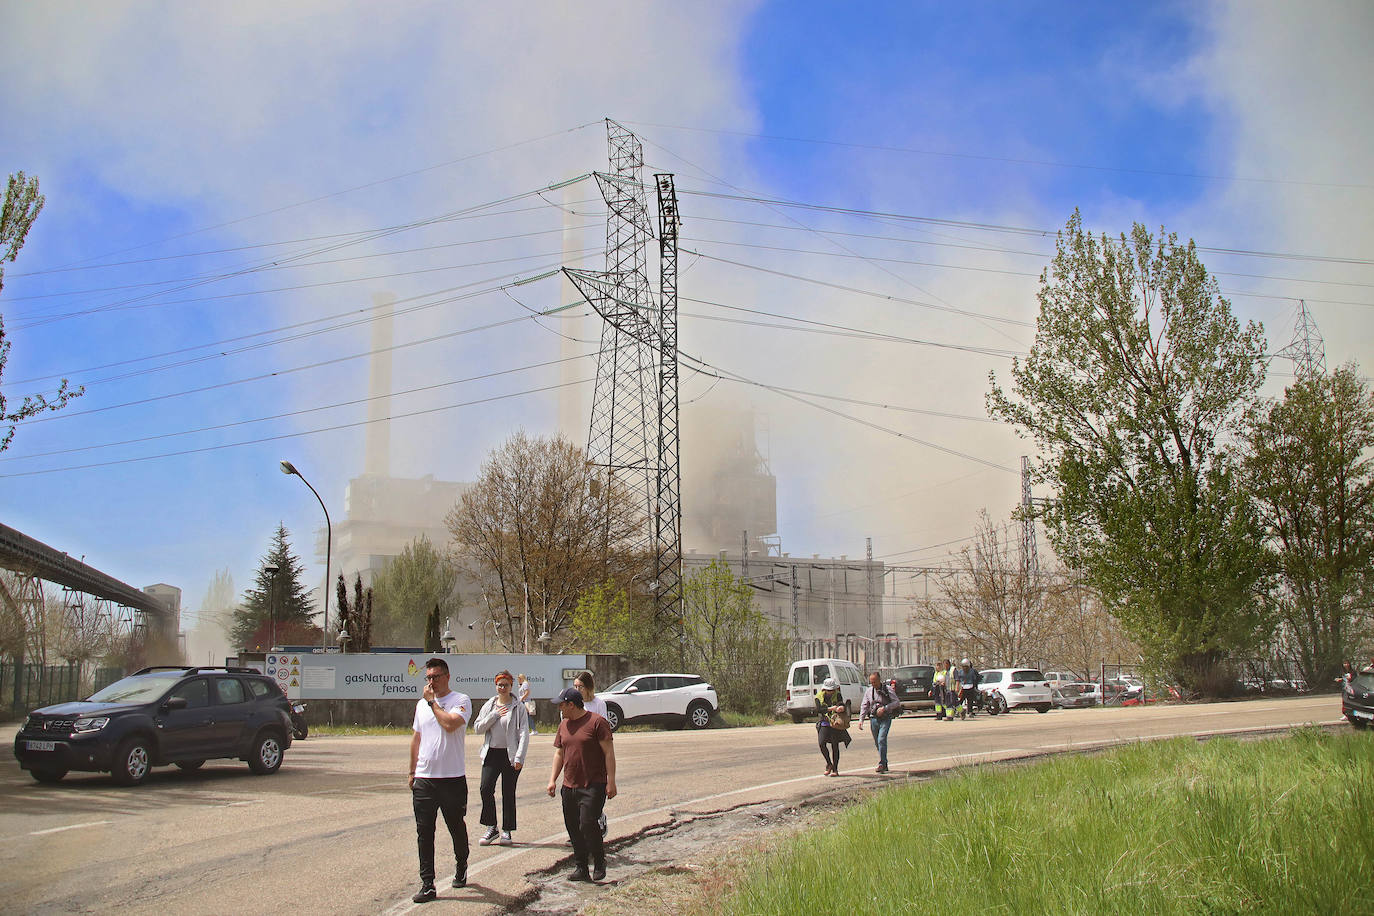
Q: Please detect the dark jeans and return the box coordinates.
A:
[869,714,892,767]
[412,776,469,886]
[479,747,521,830]
[560,784,607,869]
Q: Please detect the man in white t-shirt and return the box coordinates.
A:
[407,658,472,903]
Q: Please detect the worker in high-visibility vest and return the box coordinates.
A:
[932,659,950,721]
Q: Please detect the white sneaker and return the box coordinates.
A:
[500,830,512,845]
[478,826,499,846]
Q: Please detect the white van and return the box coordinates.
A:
[785,658,864,723]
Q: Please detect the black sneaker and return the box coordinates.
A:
[568,866,591,882]
[452,865,467,888]
[412,885,436,903]
[591,863,606,882]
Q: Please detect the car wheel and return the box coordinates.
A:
[112,737,152,786]
[31,768,67,784]
[1037,704,1052,714]
[175,759,206,771]
[789,711,805,724]
[248,732,284,774]
[604,704,622,732]
[686,701,713,729]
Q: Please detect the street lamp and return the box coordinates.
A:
[264,564,280,650]
[440,618,456,654]
[280,460,332,649]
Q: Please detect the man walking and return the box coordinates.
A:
[546,686,616,882]
[858,671,902,773]
[408,658,472,903]
[956,658,981,719]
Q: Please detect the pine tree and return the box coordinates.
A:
[231,525,321,649]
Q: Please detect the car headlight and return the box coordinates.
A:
[72,717,110,733]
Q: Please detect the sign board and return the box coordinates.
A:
[294,653,586,701]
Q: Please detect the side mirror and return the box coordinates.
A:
[163,696,189,712]
[625,686,639,694]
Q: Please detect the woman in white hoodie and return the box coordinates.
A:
[473,670,531,846]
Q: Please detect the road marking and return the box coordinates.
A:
[30,820,112,836]
[380,714,1344,915]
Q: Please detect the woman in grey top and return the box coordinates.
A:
[474,670,531,846]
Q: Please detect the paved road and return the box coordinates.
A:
[0,696,1340,915]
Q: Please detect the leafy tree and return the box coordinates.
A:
[368,536,459,648]
[231,525,321,649]
[1039,576,1140,679]
[570,581,666,665]
[1,172,83,451]
[1244,364,1374,686]
[448,431,644,652]
[929,511,1057,667]
[988,211,1270,693]
[680,560,791,716]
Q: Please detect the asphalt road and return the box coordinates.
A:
[0,695,1340,915]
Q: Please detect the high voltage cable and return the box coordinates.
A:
[624,119,1374,192]
[676,187,1374,266]
[11,176,594,330]
[40,121,603,272]
[0,377,595,479]
[677,350,1016,474]
[0,354,595,463]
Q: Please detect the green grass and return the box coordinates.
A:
[714,728,1374,916]
[717,710,786,729]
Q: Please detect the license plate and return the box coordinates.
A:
[1353,708,1373,720]
[26,740,56,751]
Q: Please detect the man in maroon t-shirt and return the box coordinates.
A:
[546,686,617,882]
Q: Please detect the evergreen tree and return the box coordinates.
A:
[231,525,320,649]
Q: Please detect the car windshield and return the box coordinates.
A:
[1012,670,1046,681]
[604,677,636,693]
[1351,674,1374,691]
[87,673,182,704]
[893,666,934,680]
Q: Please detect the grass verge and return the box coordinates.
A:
[621,728,1373,916]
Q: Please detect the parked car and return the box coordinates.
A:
[785,658,864,723]
[978,668,1053,713]
[596,673,718,731]
[1052,682,1101,708]
[1342,671,1374,730]
[1043,671,1081,689]
[879,664,936,714]
[13,666,293,785]
[1102,677,1146,704]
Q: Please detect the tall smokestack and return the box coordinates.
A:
[365,291,395,477]
[558,181,586,443]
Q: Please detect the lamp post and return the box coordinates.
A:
[264,564,280,650]
[280,460,332,649]
[440,618,456,654]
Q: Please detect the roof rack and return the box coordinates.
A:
[132,665,264,676]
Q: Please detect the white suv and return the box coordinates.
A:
[596,674,719,731]
[978,668,1053,714]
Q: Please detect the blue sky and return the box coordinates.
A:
[1,2,1370,651]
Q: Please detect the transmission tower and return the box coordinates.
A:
[1019,455,1039,579]
[1276,299,1326,381]
[563,120,684,646]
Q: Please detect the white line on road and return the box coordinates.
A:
[29,820,112,836]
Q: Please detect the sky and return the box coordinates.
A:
[1,1,1371,652]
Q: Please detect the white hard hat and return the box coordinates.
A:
[961,658,971,666]
[822,677,838,689]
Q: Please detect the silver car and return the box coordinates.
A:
[978,668,1053,714]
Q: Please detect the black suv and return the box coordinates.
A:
[1344,671,1374,730]
[880,665,937,713]
[13,666,293,785]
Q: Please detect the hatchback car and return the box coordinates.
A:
[596,673,718,731]
[1052,682,1101,708]
[978,668,1053,713]
[1343,671,1374,730]
[13,666,293,785]
[879,665,936,713]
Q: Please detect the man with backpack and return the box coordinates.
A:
[858,671,903,773]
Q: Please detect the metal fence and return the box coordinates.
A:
[2,661,85,720]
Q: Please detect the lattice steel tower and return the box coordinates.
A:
[1276,299,1326,381]
[564,120,684,643]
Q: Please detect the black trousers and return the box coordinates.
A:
[479,747,521,830]
[817,724,844,769]
[560,784,607,869]
[412,776,468,885]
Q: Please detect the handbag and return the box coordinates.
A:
[829,703,851,731]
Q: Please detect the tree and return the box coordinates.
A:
[928,512,1058,667]
[988,211,1270,693]
[1244,364,1374,687]
[1039,576,1140,678]
[368,536,459,648]
[424,603,441,653]
[335,572,376,652]
[1,172,83,451]
[231,525,321,650]
[448,431,644,652]
[570,581,664,664]
[680,560,791,716]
